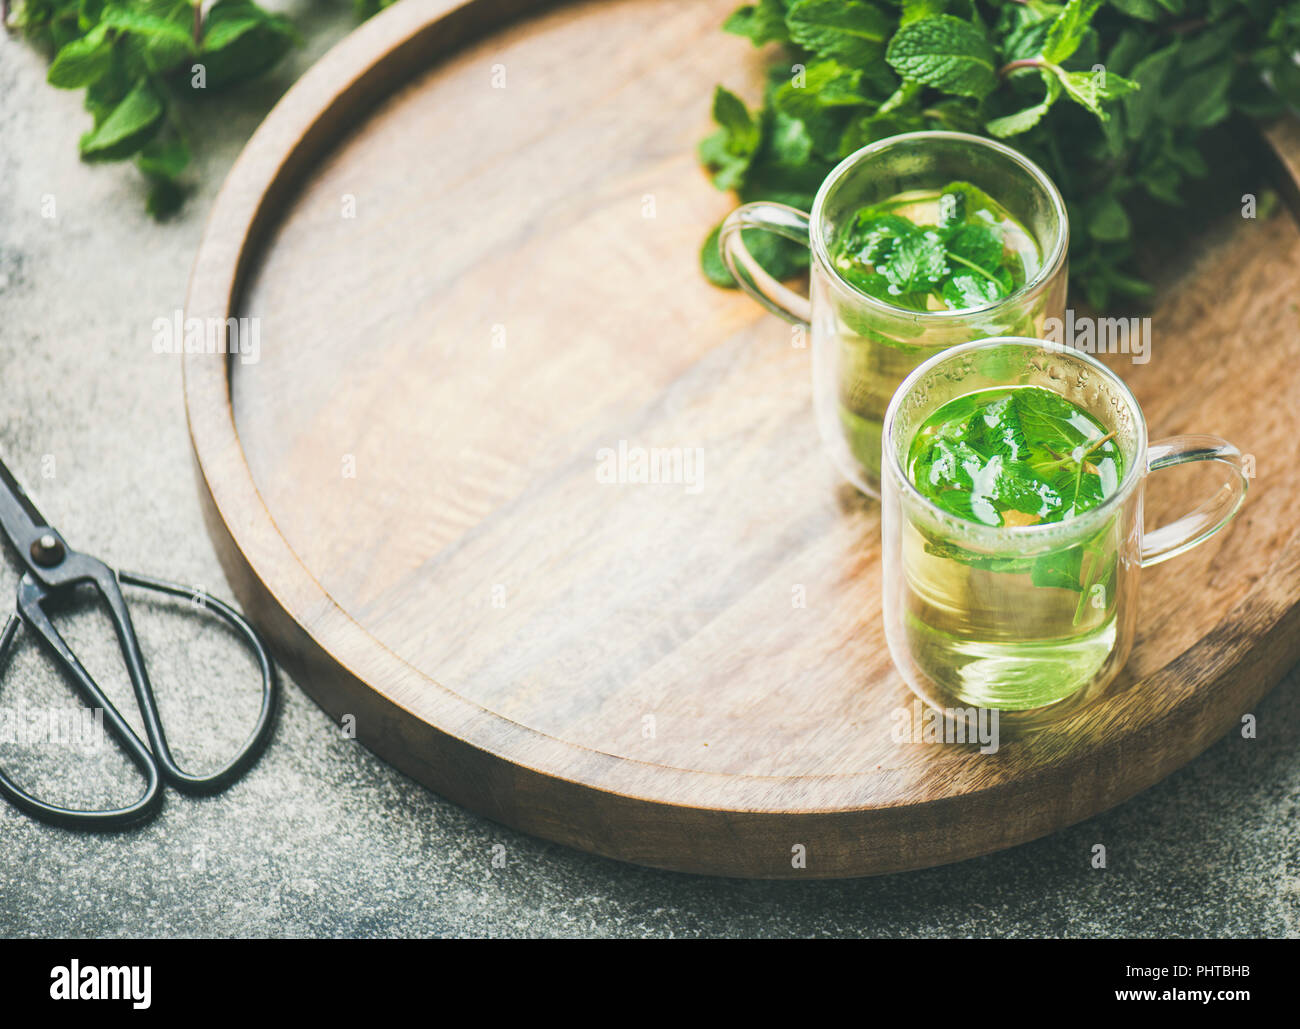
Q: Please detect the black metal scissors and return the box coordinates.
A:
[0,455,276,830]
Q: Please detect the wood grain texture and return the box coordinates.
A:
[183,0,1300,878]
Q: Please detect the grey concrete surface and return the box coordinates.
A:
[1,6,1298,939]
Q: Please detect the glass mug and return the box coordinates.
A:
[881,337,1249,727]
[720,130,1069,497]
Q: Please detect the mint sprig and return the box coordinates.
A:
[8,1,402,218]
[701,0,1300,310]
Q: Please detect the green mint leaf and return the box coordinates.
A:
[196,2,298,89]
[1087,193,1131,242]
[1041,0,1103,66]
[921,437,980,493]
[936,180,1003,226]
[1013,387,1081,456]
[1001,13,1053,63]
[941,270,1005,308]
[1030,547,1085,592]
[701,223,734,287]
[885,15,998,99]
[877,79,921,114]
[1161,62,1234,127]
[768,113,814,167]
[943,222,1003,272]
[738,163,822,209]
[842,212,916,264]
[355,0,402,19]
[1177,17,1242,68]
[901,0,947,27]
[1123,42,1179,138]
[99,6,197,53]
[994,461,1063,518]
[922,97,983,133]
[836,264,896,303]
[700,219,810,290]
[78,77,163,160]
[883,230,948,293]
[724,0,792,46]
[909,387,1118,529]
[964,394,1027,460]
[785,0,891,65]
[203,14,269,53]
[701,85,763,189]
[47,23,113,89]
[1053,66,1138,119]
[770,59,867,124]
[986,69,1061,137]
[1106,0,1163,21]
[1105,28,1148,76]
[1138,160,1183,204]
[1167,141,1209,177]
[145,176,186,219]
[712,85,761,155]
[136,136,190,179]
[106,1,199,74]
[699,130,750,191]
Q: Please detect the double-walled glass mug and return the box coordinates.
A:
[881,337,1249,728]
[720,131,1069,497]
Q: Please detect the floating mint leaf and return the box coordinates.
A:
[965,393,1027,460]
[941,270,1005,308]
[842,212,915,264]
[995,460,1064,520]
[942,223,1003,273]
[883,230,949,293]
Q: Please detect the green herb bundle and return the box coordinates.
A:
[700,0,1300,308]
[7,1,400,216]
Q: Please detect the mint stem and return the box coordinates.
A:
[945,250,1001,284]
[999,57,1046,79]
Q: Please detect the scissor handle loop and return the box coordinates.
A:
[0,565,277,830]
[0,612,163,830]
[114,571,277,794]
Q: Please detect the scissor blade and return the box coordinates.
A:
[0,455,52,556]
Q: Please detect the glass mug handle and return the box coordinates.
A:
[718,202,813,325]
[1142,435,1249,567]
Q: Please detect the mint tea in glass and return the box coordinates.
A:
[882,338,1250,726]
[720,131,1068,496]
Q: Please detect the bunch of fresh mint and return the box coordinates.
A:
[700,0,1300,309]
[7,0,400,216]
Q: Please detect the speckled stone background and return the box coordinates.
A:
[1,4,1297,939]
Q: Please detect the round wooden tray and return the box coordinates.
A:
[184,0,1300,878]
